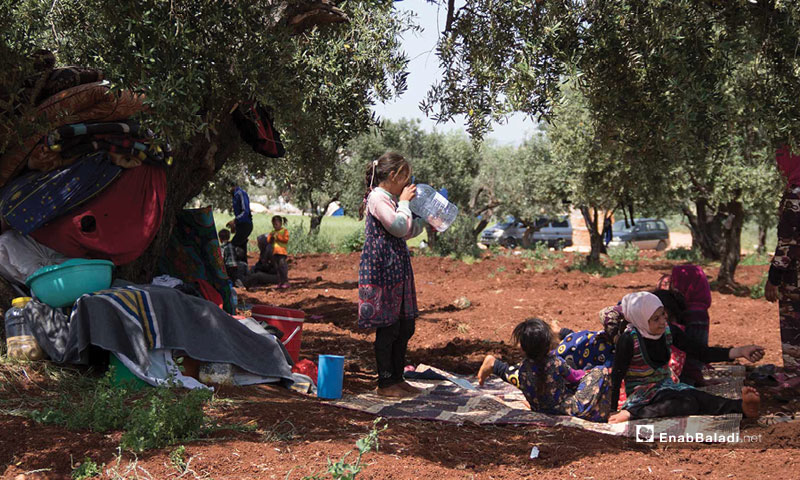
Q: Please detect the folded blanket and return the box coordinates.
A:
[0,151,121,235]
[24,284,294,381]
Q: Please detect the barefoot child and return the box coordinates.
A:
[357,152,425,398]
[608,292,763,423]
[478,318,613,422]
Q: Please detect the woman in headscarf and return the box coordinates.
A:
[765,146,800,393]
[608,292,763,423]
[662,265,713,385]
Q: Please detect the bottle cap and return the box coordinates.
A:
[11,297,32,308]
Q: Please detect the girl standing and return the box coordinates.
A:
[358,152,425,398]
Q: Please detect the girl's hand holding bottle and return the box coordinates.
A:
[400,184,417,202]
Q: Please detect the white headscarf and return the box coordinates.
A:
[621,292,664,340]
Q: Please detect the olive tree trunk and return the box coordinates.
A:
[683,196,744,288]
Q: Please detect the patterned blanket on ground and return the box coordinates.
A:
[332,364,744,441]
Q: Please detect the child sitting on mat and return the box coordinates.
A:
[478,318,613,422]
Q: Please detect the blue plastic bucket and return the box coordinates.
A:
[317,354,345,399]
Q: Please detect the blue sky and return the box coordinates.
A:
[372,0,534,146]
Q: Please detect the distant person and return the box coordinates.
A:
[357,152,425,398]
[603,217,613,247]
[219,229,243,286]
[267,215,290,289]
[765,145,800,394]
[229,182,253,257]
[477,318,613,421]
[253,233,276,274]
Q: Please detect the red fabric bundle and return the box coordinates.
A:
[31,164,165,265]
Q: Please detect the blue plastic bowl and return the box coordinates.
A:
[25,259,114,308]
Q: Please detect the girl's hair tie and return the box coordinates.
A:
[369,159,378,188]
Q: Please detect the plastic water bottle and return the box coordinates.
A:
[409,184,459,232]
[4,297,44,361]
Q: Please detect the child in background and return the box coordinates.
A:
[267,215,290,289]
[478,318,613,422]
[358,152,425,398]
[219,229,241,285]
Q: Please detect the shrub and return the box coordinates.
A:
[288,221,334,254]
[339,227,365,253]
[120,387,212,452]
[31,369,213,452]
[607,244,640,264]
[665,247,703,263]
[432,216,482,259]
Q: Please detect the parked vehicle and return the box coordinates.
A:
[608,218,670,251]
[480,217,573,249]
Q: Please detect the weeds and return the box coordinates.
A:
[120,387,212,452]
[457,323,471,334]
[520,243,563,271]
[607,244,640,265]
[740,253,771,266]
[30,369,213,452]
[264,419,299,442]
[71,457,102,479]
[750,272,768,299]
[299,418,387,480]
[169,446,188,474]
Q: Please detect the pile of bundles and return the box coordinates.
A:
[0,53,305,392]
[0,54,170,271]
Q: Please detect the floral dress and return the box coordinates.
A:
[494,355,613,422]
[357,203,419,329]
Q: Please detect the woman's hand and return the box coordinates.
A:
[730,345,765,363]
[399,184,417,202]
[765,282,779,303]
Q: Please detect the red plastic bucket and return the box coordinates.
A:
[251,305,304,364]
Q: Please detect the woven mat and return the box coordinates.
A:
[331,364,744,441]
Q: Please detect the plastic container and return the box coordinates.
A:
[409,184,459,232]
[251,304,305,364]
[26,259,114,308]
[317,354,345,399]
[109,353,148,390]
[198,362,236,385]
[5,297,45,361]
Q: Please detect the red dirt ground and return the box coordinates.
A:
[3,251,800,480]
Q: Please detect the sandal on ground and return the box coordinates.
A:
[757,412,796,427]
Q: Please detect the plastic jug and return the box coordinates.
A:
[4,297,45,361]
[409,184,458,232]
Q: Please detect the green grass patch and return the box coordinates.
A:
[740,253,771,266]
